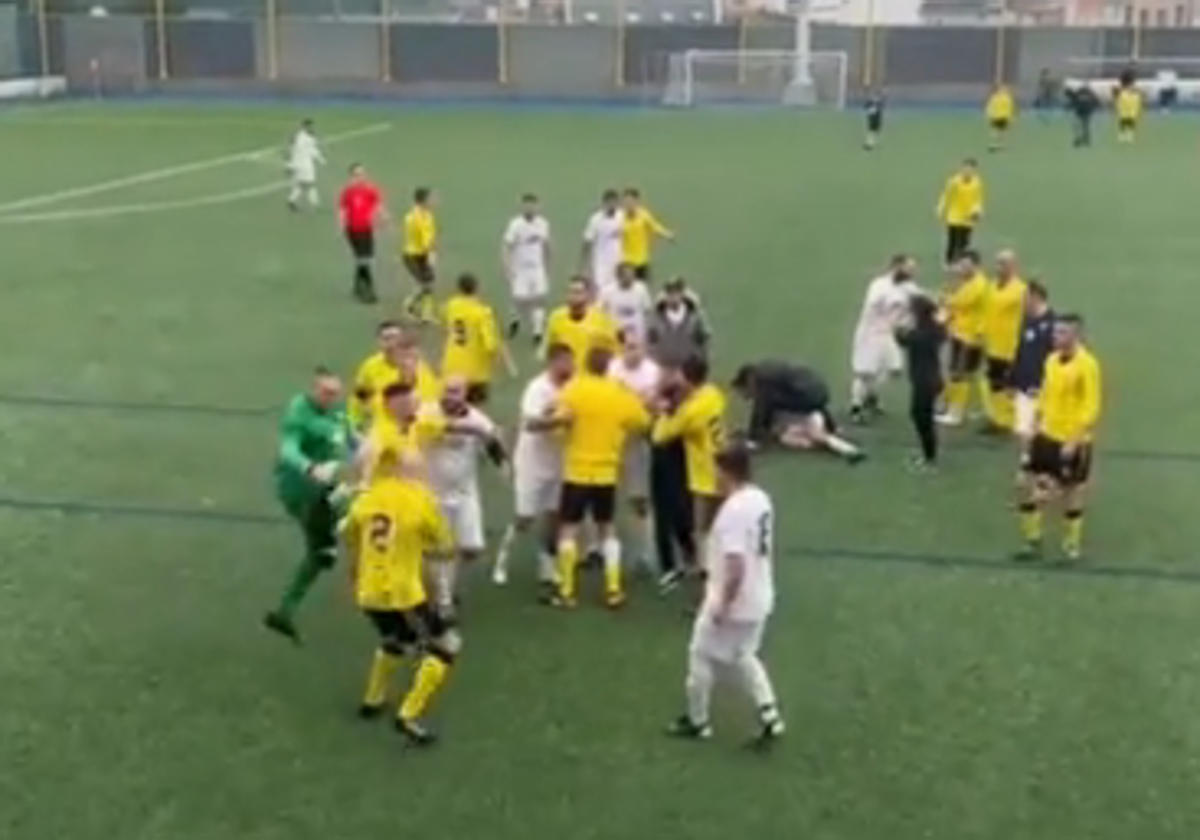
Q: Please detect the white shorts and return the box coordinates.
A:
[514,469,560,519]
[592,261,618,293]
[290,164,316,186]
[620,440,650,500]
[689,615,767,665]
[1014,391,1039,437]
[441,492,484,552]
[510,268,549,302]
[852,334,904,378]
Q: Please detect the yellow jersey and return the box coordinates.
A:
[346,477,453,611]
[402,207,436,257]
[621,207,670,267]
[982,277,1027,362]
[651,383,727,496]
[543,305,619,370]
[556,373,650,486]
[986,89,1014,122]
[1038,346,1102,445]
[359,409,446,485]
[441,295,499,385]
[349,352,442,429]
[1116,88,1142,122]
[945,270,989,345]
[937,174,985,228]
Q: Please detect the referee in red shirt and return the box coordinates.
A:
[339,164,384,304]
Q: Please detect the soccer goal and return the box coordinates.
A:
[663,49,849,109]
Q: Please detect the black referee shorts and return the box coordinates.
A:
[345,228,375,261]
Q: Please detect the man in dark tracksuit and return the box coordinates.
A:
[647,279,710,591]
[1010,280,1055,454]
[732,360,865,463]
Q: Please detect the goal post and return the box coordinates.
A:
[662,49,850,109]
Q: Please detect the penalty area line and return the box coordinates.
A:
[0,121,390,215]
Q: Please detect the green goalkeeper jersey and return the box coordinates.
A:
[273,393,352,506]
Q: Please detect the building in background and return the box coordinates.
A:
[918,0,1197,24]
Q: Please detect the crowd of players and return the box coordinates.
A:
[260,117,1104,751]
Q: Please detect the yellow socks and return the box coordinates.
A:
[1019,503,1043,544]
[399,654,450,722]
[943,380,969,419]
[363,648,401,709]
[1063,509,1085,557]
[602,537,623,604]
[987,390,1015,431]
[557,539,579,602]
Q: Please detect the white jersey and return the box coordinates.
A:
[504,214,551,276]
[422,404,495,501]
[513,373,562,479]
[854,274,914,341]
[599,281,653,343]
[288,130,323,178]
[703,484,775,623]
[582,209,624,289]
[607,356,660,401]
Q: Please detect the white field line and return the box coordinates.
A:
[0,181,284,225]
[0,122,389,215]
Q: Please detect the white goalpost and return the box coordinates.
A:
[662,49,849,108]
[662,0,849,109]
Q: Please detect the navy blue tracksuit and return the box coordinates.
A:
[1012,308,1056,395]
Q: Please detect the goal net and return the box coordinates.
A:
[663,50,849,109]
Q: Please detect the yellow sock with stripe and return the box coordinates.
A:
[557,539,579,601]
[363,648,401,709]
[944,380,969,419]
[1063,509,1085,556]
[601,537,623,600]
[1018,503,1043,544]
[987,389,1015,431]
[399,654,450,722]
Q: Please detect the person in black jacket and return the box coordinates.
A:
[896,294,946,472]
[1065,82,1099,148]
[731,361,865,464]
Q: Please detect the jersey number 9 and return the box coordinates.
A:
[451,319,468,346]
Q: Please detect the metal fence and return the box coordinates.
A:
[13,6,1200,103]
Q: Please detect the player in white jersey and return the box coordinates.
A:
[669,444,784,748]
[580,189,624,296]
[607,335,660,571]
[492,343,575,592]
[420,376,508,612]
[599,263,654,344]
[502,193,552,344]
[287,119,324,211]
[849,254,917,424]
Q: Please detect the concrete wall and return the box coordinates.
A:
[14,17,1200,103]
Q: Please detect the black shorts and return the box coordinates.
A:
[465,382,489,405]
[559,482,617,525]
[867,113,883,132]
[948,339,983,378]
[631,263,650,282]
[345,228,375,261]
[1023,435,1093,486]
[990,118,1010,132]
[985,356,1013,391]
[403,253,435,286]
[945,225,973,264]
[364,602,448,649]
[1119,117,1136,131]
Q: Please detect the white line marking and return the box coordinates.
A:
[0,122,389,215]
[0,182,284,225]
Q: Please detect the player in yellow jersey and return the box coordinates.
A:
[342,449,458,746]
[985,84,1015,152]
[440,272,512,405]
[980,250,1027,433]
[400,186,438,322]
[1015,314,1102,563]
[652,356,728,547]
[1115,83,1142,144]
[620,188,674,282]
[542,276,619,370]
[937,250,989,426]
[936,158,985,266]
[349,323,441,431]
[550,346,651,608]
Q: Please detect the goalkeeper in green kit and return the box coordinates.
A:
[263,367,355,643]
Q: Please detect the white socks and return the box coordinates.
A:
[686,651,715,726]
[531,307,546,337]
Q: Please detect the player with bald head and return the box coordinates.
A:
[981,249,1028,434]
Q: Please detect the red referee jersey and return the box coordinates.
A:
[340,181,381,231]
